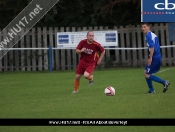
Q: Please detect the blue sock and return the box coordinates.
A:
[149,75,166,85]
[145,78,154,92]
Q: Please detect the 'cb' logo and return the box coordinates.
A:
[154,0,175,10]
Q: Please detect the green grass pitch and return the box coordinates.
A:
[0,67,175,132]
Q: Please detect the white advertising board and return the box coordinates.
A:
[57,31,118,48]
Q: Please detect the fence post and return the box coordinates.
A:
[49,45,52,72]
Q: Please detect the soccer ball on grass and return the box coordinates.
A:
[104,86,115,96]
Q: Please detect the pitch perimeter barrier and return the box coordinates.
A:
[0,45,175,72]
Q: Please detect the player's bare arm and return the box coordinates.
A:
[148,47,154,66]
[97,50,105,65]
[76,47,86,54]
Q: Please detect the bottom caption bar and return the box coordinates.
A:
[0,119,175,126]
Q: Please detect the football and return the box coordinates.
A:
[104,86,115,96]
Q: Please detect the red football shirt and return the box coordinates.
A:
[76,39,105,63]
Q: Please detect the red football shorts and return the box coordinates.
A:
[76,60,96,75]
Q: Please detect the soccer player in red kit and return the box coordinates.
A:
[72,31,105,94]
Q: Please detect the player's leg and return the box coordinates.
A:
[73,74,82,93]
[84,65,95,86]
[149,75,170,93]
[145,59,170,93]
[84,71,93,86]
[144,69,155,93]
[72,61,85,93]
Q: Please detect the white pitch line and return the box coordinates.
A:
[156,68,174,74]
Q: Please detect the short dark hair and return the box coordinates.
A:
[87,31,93,36]
[141,22,150,26]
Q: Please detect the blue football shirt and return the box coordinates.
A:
[145,31,161,56]
[145,31,162,74]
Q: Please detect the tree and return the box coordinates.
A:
[0,0,32,29]
[0,0,141,29]
[96,0,141,26]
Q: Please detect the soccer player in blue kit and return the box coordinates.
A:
[141,23,170,93]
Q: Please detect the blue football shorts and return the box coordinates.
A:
[145,55,162,74]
